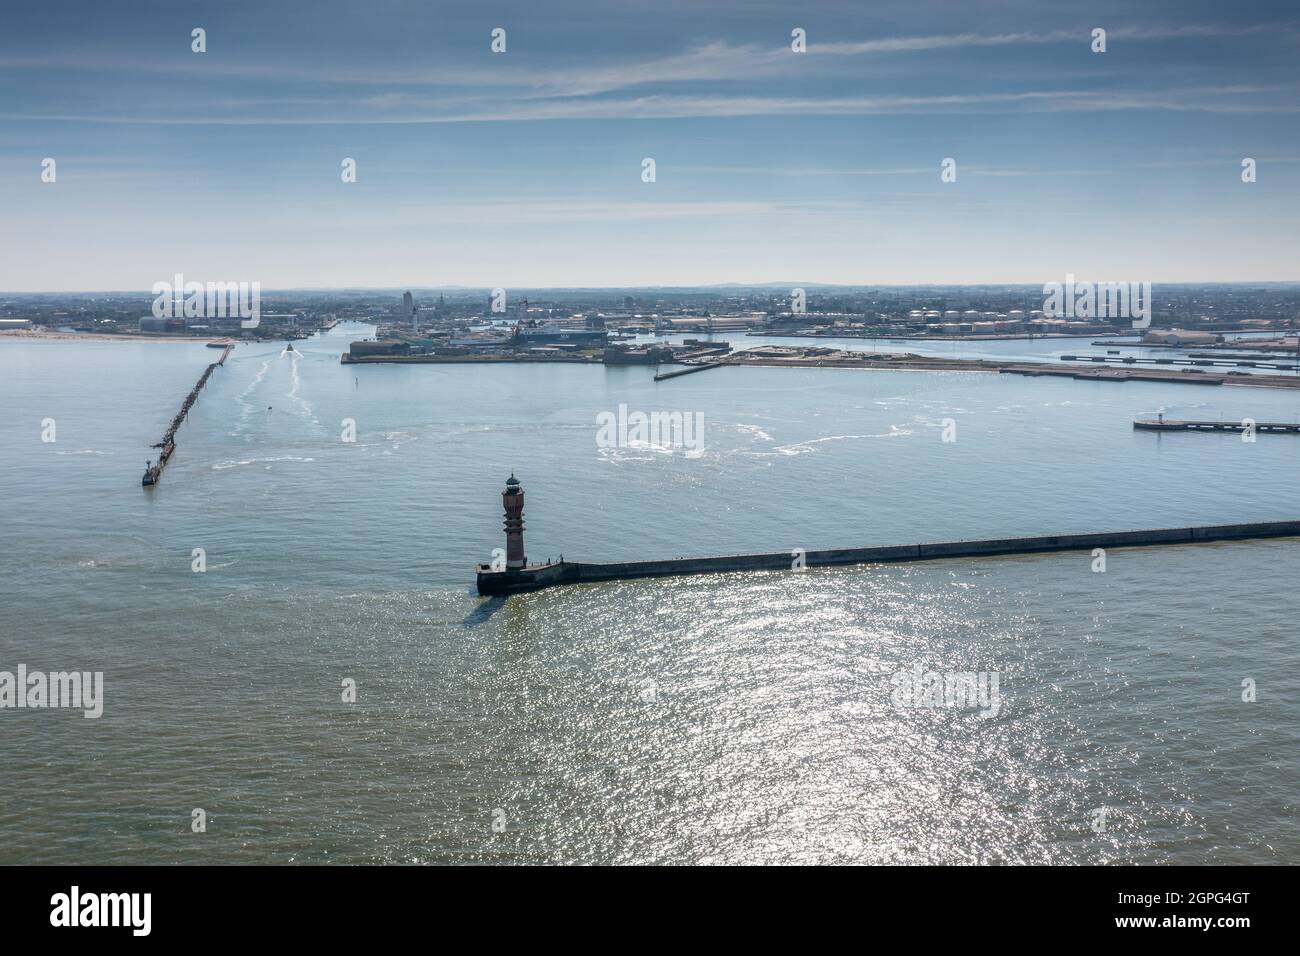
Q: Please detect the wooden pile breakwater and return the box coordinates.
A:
[142,344,232,486]
[475,519,1300,595]
[1134,418,1300,434]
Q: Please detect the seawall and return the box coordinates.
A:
[475,519,1300,595]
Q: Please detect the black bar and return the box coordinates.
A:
[0,865,1282,942]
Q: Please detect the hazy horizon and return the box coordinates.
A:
[6,279,1300,298]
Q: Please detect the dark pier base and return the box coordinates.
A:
[475,520,1300,595]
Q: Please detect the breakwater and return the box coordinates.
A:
[341,352,600,365]
[142,344,232,486]
[1135,418,1300,434]
[654,362,722,381]
[1062,353,1299,372]
[475,519,1300,594]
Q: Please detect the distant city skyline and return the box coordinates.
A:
[7,279,1300,297]
[2,0,1298,290]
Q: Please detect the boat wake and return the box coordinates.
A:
[286,350,321,430]
[232,358,273,435]
[751,429,911,457]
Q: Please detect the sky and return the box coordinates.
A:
[1,0,1298,290]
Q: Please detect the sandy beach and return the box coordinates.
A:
[0,328,226,343]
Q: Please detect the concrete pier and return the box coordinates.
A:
[475,519,1300,595]
[1062,354,1299,372]
[654,362,722,381]
[1134,418,1300,433]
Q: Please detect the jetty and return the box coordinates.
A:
[654,362,722,381]
[472,476,1300,596]
[142,344,232,486]
[1061,354,1299,372]
[1134,418,1300,434]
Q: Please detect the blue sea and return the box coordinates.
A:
[1,324,1297,863]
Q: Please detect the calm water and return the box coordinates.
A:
[1,325,1297,864]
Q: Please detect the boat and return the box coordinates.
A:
[284,343,296,352]
[142,461,161,486]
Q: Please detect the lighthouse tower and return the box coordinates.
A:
[502,474,527,569]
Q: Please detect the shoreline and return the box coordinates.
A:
[748,330,1121,342]
[1,329,306,345]
[338,342,1300,389]
[0,329,221,343]
[710,348,1300,389]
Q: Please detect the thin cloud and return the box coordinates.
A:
[0,21,1293,100]
[202,74,1298,125]
[8,82,1291,124]
[814,22,1292,56]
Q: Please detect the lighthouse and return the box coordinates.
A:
[477,476,574,594]
[502,473,527,569]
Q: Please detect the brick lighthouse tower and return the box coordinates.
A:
[477,475,572,595]
[501,473,527,569]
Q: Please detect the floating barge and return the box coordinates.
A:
[1134,418,1300,433]
[473,476,1300,595]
